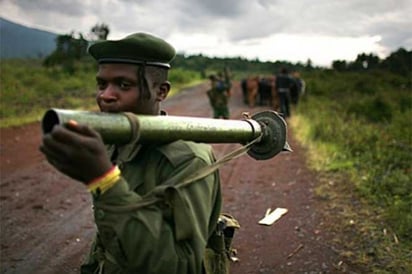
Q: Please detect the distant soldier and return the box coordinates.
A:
[275,68,294,118]
[241,78,248,105]
[246,75,260,108]
[223,66,233,96]
[258,76,273,106]
[207,74,230,119]
[271,75,280,112]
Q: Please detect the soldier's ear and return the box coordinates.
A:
[157,81,170,101]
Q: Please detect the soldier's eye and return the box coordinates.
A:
[96,80,107,90]
[120,81,131,89]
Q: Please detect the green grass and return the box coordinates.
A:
[0,60,203,127]
[290,70,412,273]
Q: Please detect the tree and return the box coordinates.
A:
[90,23,110,41]
[349,53,380,70]
[43,32,89,73]
[381,48,412,76]
[332,60,347,71]
[306,58,313,70]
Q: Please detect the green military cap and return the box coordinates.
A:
[88,32,176,69]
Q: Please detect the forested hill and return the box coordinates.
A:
[0,17,57,59]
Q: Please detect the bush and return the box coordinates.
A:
[347,95,393,123]
[0,59,203,126]
[169,68,201,85]
[298,70,412,241]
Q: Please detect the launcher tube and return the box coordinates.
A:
[42,109,262,144]
[41,109,288,160]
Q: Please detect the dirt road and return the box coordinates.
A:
[0,82,358,273]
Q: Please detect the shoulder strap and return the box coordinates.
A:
[97,136,263,213]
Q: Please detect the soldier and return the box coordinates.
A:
[222,66,233,96]
[40,32,226,274]
[207,74,230,119]
[275,67,294,118]
[246,75,260,108]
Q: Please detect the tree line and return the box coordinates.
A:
[43,23,411,79]
[43,23,109,73]
[332,48,411,76]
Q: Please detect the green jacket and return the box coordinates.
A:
[81,139,222,274]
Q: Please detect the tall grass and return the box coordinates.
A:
[292,69,412,272]
[168,68,203,96]
[0,60,202,127]
[0,59,97,126]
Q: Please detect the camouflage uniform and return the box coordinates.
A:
[207,77,230,119]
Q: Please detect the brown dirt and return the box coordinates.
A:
[0,82,361,273]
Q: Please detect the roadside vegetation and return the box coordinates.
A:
[0,45,410,273]
[0,59,202,127]
[291,69,411,273]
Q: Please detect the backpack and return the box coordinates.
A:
[204,213,240,274]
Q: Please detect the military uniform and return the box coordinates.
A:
[275,68,294,118]
[207,76,230,119]
[80,33,224,274]
[81,139,222,273]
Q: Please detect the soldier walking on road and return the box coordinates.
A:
[207,74,231,119]
[275,67,294,118]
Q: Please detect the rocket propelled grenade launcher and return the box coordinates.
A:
[41,109,291,160]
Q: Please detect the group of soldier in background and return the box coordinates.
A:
[241,68,305,118]
[206,66,305,120]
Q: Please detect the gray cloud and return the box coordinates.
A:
[12,0,89,17]
[180,0,248,17]
[1,0,410,64]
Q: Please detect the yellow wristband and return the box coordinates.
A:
[87,166,121,195]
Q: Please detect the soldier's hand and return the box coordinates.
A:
[39,120,113,184]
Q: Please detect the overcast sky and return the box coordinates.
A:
[1,0,411,67]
